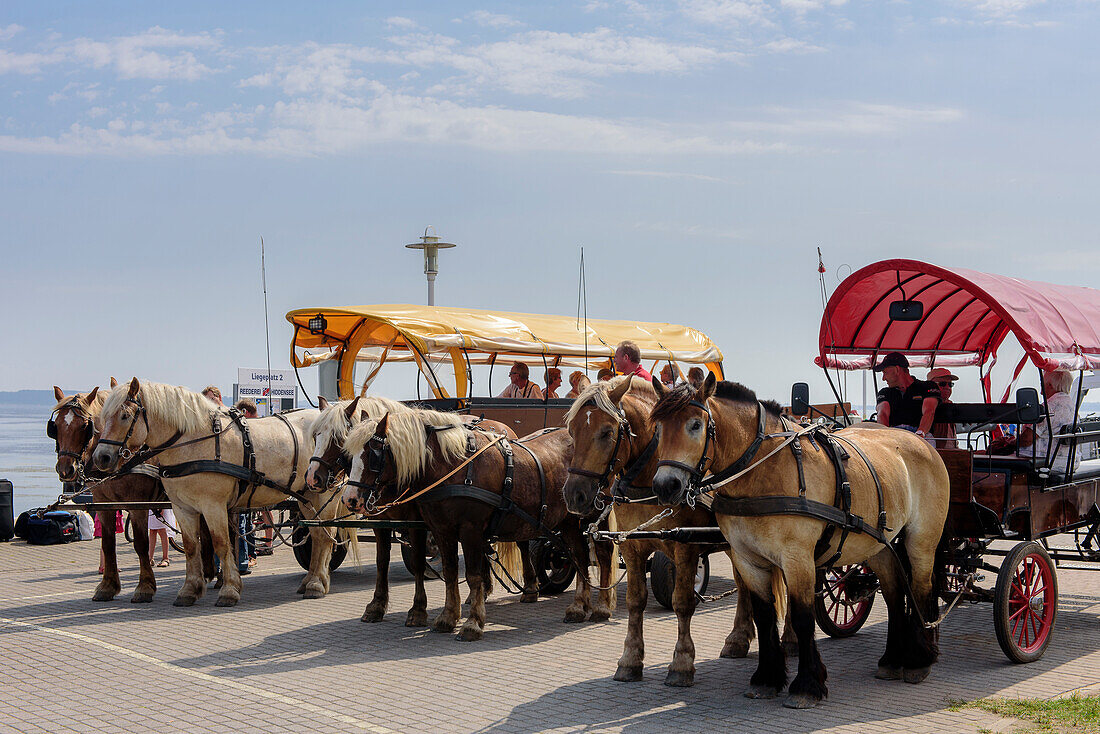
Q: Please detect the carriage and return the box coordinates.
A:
[286,303,726,597]
[805,258,1100,662]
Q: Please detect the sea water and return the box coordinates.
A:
[0,402,66,516]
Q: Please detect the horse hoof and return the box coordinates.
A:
[784,693,823,709]
[361,604,386,622]
[903,666,931,684]
[563,608,587,623]
[520,592,538,604]
[214,595,239,607]
[130,591,155,604]
[173,595,197,607]
[663,670,695,687]
[875,665,903,680]
[745,685,780,699]
[405,613,428,628]
[614,665,643,682]
[91,588,118,602]
[720,640,750,658]
[457,625,483,642]
[295,582,307,594]
[302,587,325,600]
[590,607,612,623]
[432,618,456,633]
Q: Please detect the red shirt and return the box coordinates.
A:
[627,364,652,382]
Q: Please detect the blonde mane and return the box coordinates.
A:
[103,380,223,435]
[307,396,409,445]
[344,407,469,486]
[565,375,655,426]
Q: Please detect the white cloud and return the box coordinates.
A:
[0,48,65,74]
[62,27,220,80]
[762,37,825,53]
[780,0,847,12]
[385,16,420,29]
[678,0,774,25]
[468,10,523,29]
[734,102,964,136]
[0,23,25,41]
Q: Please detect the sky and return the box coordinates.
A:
[1,0,1098,408]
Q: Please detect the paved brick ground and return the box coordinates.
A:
[1,536,1097,734]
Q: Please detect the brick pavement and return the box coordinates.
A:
[0,537,1097,734]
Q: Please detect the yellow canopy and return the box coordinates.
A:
[287,304,724,399]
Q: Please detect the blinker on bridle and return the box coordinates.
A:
[48,401,96,473]
[346,422,460,512]
[95,394,149,461]
[566,400,631,510]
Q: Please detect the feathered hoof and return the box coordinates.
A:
[214,594,240,607]
[301,587,326,600]
[130,590,155,604]
[784,693,823,709]
[457,624,483,642]
[404,611,428,628]
[91,586,119,602]
[431,616,456,633]
[613,665,643,682]
[173,595,198,607]
[720,639,750,658]
[590,606,612,622]
[663,669,695,688]
[903,666,931,684]
[745,685,781,699]
[520,592,539,603]
[875,665,903,680]
[562,606,588,623]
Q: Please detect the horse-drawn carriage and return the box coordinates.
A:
[808,258,1100,663]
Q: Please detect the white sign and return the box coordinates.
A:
[237,368,297,400]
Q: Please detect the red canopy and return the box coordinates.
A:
[817,259,1100,373]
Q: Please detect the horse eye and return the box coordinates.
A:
[690,419,702,431]
[599,427,613,439]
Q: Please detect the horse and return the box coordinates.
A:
[650,374,949,708]
[342,406,610,641]
[91,378,341,607]
[562,376,791,687]
[306,395,520,626]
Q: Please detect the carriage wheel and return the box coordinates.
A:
[649,551,711,611]
[399,531,442,580]
[532,538,577,595]
[291,525,348,572]
[994,541,1057,663]
[814,565,876,637]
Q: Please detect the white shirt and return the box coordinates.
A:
[1027,391,1081,475]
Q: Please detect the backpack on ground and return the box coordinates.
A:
[26,511,81,545]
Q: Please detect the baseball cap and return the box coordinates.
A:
[872,352,908,372]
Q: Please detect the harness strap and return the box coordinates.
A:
[612,432,660,501]
[512,440,548,532]
[369,435,504,510]
[486,438,516,539]
[274,412,301,494]
[709,494,888,547]
[702,401,767,487]
[158,459,314,506]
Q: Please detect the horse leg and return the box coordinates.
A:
[199,515,218,583]
[207,508,243,607]
[301,498,336,598]
[665,542,701,687]
[172,506,207,606]
[518,540,539,603]
[614,543,650,682]
[91,510,121,601]
[431,530,461,633]
[405,528,429,627]
[590,536,615,622]
[782,559,828,709]
[721,552,754,658]
[901,532,941,683]
[362,529,391,622]
[457,531,487,641]
[867,548,908,681]
[562,521,593,622]
[130,510,157,603]
[739,562,788,699]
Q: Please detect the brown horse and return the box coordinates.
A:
[563,376,791,686]
[651,374,949,708]
[91,378,339,607]
[49,384,216,602]
[343,406,608,641]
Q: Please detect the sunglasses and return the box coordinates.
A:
[935,381,955,388]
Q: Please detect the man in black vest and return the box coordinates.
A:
[874,352,940,441]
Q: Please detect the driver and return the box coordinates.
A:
[874,352,940,441]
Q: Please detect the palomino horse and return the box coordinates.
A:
[306,395,519,626]
[91,378,339,607]
[563,376,790,687]
[343,406,610,641]
[651,375,948,708]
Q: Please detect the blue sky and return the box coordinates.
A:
[2,1,1097,406]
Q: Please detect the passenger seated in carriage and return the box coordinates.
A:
[498,361,543,399]
[873,352,940,441]
[565,370,590,399]
[687,366,705,389]
[991,370,1081,475]
[927,367,959,448]
[613,340,652,382]
[544,368,562,399]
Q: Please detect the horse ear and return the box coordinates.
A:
[651,376,667,398]
[127,377,140,399]
[110,377,118,389]
[608,376,632,405]
[375,412,389,436]
[318,395,330,411]
[84,387,99,405]
[699,371,717,400]
[53,386,65,402]
[344,396,360,419]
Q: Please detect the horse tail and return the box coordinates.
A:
[607,509,619,533]
[493,541,524,589]
[770,567,787,624]
[341,526,361,567]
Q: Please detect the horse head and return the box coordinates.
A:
[307,396,359,490]
[50,386,99,483]
[651,373,718,506]
[92,377,147,472]
[563,376,639,515]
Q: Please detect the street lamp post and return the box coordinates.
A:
[406,226,457,306]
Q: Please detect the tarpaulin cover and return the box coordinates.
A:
[817,259,1100,372]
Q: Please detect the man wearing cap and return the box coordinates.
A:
[928,367,959,448]
[874,352,941,440]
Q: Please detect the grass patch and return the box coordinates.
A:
[957,694,1100,733]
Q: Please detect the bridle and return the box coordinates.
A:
[48,401,95,479]
[566,401,632,508]
[309,424,353,488]
[95,394,151,462]
[655,398,768,507]
[345,423,460,512]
